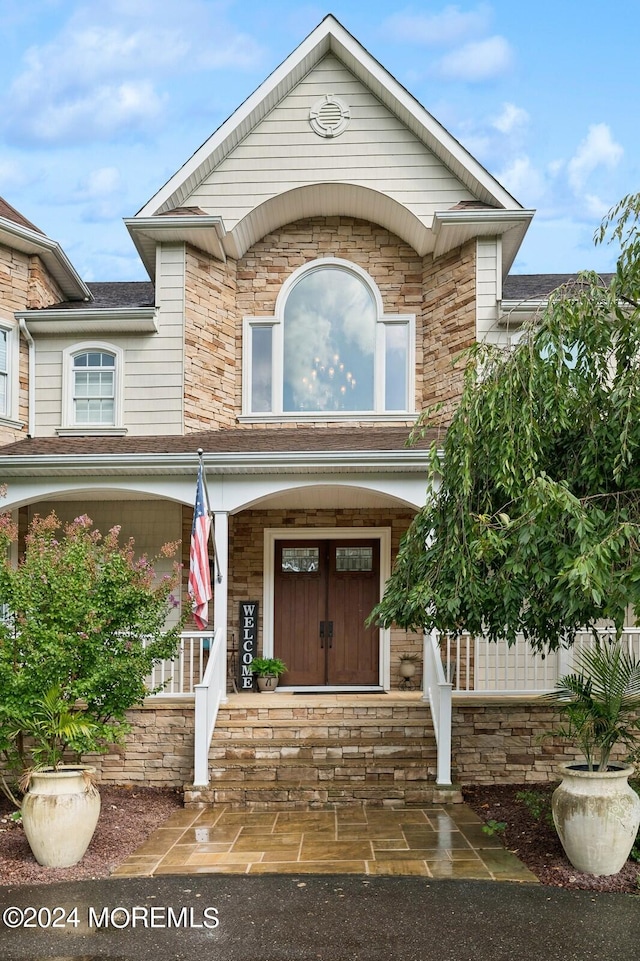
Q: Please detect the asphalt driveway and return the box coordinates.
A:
[0,874,638,961]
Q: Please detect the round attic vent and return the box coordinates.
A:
[309,95,351,138]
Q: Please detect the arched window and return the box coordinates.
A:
[73,350,116,424]
[243,259,414,418]
[61,344,124,432]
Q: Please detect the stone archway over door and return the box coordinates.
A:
[273,539,380,686]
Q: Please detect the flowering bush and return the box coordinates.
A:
[0,500,184,797]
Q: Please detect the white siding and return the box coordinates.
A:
[32,244,185,437]
[476,237,504,345]
[187,55,475,229]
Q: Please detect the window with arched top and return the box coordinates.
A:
[242,259,415,419]
[61,343,124,433]
[73,350,116,424]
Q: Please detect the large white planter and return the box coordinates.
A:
[552,762,640,876]
[21,766,101,867]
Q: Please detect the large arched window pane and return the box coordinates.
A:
[283,267,375,412]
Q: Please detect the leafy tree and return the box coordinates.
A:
[373,194,640,653]
[0,507,184,797]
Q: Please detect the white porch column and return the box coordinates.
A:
[213,510,229,704]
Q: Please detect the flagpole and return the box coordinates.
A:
[197,448,222,583]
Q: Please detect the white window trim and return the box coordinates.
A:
[59,342,126,434]
[262,526,392,690]
[0,321,22,428]
[242,258,415,420]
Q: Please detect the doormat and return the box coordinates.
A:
[293,689,386,695]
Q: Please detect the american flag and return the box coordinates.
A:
[188,463,212,630]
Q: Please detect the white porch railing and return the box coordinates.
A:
[425,627,640,786]
[146,631,212,696]
[422,631,452,786]
[193,626,227,787]
[437,628,640,696]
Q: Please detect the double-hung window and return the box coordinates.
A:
[0,323,19,425]
[0,328,8,418]
[243,259,415,418]
[60,344,124,433]
[73,351,116,424]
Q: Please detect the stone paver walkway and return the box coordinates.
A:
[112,802,537,881]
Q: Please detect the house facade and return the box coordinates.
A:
[1,17,575,798]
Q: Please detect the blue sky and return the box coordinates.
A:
[1,0,638,282]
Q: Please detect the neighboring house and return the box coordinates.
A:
[0,17,601,797]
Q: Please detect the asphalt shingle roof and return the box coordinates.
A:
[45,282,156,310]
[0,196,43,234]
[503,273,615,301]
[0,426,438,459]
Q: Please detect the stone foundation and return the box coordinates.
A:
[69,695,613,792]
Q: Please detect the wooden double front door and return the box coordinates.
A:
[274,539,380,687]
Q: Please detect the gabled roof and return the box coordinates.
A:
[129,16,532,277]
[0,196,91,302]
[0,196,43,234]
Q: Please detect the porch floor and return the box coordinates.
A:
[111,802,537,881]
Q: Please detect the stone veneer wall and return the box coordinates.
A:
[421,242,476,424]
[0,248,65,445]
[82,701,194,787]
[184,245,238,431]
[182,217,476,430]
[451,699,631,784]
[78,697,617,789]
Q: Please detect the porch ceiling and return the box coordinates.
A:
[242,484,414,511]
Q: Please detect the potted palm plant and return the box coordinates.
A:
[251,657,287,692]
[544,639,640,875]
[5,686,104,868]
[0,506,183,867]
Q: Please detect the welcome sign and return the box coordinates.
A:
[239,601,258,690]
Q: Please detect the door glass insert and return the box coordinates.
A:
[281,547,319,573]
[335,546,373,572]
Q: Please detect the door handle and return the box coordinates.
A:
[319,620,325,648]
[327,621,333,648]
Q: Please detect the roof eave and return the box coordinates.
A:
[0,447,435,478]
[15,307,158,335]
[0,218,91,301]
[432,209,535,276]
[124,216,227,279]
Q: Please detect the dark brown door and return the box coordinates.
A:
[274,539,380,686]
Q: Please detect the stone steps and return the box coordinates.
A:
[184,693,461,809]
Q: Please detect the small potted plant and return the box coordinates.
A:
[251,657,287,692]
[543,638,640,876]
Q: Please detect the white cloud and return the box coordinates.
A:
[496,156,546,205]
[2,0,263,145]
[24,80,165,143]
[583,194,611,220]
[567,124,623,192]
[80,167,122,199]
[492,102,529,134]
[435,36,514,81]
[384,4,492,46]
